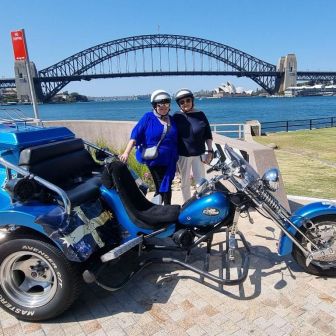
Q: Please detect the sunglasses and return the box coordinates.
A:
[179,98,192,105]
[156,100,171,107]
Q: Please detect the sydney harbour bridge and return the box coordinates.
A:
[1,34,336,102]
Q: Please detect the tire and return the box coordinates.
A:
[0,238,82,321]
[292,215,336,277]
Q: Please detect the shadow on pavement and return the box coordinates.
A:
[46,237,307,324]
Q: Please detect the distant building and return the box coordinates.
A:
[213,82,252,97]
[0,88,18,103]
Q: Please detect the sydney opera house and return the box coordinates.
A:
[213,82,253,97]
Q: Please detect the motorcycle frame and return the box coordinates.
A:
[85,205,252,291]
[142,205,251,286]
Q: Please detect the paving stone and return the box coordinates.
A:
[200,304,220,317]
[102,326,126,336]
[313,319,336,335]
[100,317,120,330]
[20,322,42,334]
[185,325,206,336]
[80,320,103,334]
[124,324,144,336]
[151,330,169,336]
[264,324,286,336]
[216,320,240,335]
[40,324,66,336]
[231,330,251,336]
[3,323,24,336]
[280,323,294,334]
[140,321,163,336]
[167,307,186,322]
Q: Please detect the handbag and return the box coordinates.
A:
[141,145,159,160]
[141,123,169,160]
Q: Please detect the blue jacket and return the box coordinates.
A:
[131,111,178,192]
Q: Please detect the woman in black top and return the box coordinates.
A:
[173,88,213,202]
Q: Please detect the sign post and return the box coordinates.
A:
[11,29,40,121]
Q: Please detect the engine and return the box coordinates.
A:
[172,229,195,249]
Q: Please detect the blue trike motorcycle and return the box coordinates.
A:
[0,110,335,321]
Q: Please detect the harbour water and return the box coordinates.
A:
[4,96,336,125]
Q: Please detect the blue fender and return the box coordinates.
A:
[0,203,90,262]
[278,201,336,256]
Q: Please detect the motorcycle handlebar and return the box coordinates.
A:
[206,166,216,174]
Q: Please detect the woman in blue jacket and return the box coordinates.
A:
[120,90,178,205]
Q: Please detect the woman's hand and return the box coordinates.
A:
[119,152,129,163]
[205,153,213,164]
[119,139,136,163]
[201,152,213,165]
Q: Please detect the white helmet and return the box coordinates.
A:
[150,89,171,106]
[175,88,194,103]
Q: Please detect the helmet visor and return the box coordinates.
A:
[154,99,171,107]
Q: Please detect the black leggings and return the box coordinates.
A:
[147,165,172,205]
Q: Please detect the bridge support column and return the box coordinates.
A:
[14,61,42,103]
[276,54,297,94]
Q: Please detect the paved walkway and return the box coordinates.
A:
[0,192,335,336]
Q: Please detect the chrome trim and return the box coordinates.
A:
[0,251,58,308]
[83,140,115,158]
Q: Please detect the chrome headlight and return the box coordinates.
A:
[262,168,280,192]
[196,178,209,194]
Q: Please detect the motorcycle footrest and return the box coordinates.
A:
[101,236,143,262]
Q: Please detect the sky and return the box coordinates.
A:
[1,0,336,97]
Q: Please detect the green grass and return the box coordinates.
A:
[95,140,155,190]
[254,128,336,199]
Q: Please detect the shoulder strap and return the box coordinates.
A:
[157,123,168,147]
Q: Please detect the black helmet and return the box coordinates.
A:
[175,88,194,104]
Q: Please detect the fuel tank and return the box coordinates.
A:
[178,192,230,227]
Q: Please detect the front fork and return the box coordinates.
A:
[250,198,335,266]
[227,208,241,261]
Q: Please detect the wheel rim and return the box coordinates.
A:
[0,251,58,308]
[303,221,336,267]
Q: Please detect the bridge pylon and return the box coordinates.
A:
[14,61,42,102]
[276,54,297,93]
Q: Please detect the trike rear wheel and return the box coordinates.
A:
[0,238,81,321]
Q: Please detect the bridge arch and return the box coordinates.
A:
[38,34,278,101]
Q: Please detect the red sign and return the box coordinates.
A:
[11,30,28,60]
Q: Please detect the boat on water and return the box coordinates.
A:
[285,84,336,97]
[266,95,294,98]
[0,102,18,106]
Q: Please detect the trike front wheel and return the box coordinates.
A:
[291,215,336,277]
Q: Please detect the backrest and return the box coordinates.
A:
[103,160,151,211]
[19,138,97,185]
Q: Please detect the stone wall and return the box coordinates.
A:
[44,120,136,151]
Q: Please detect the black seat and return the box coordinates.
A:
[19,138,102,206]
[102,160,180,230]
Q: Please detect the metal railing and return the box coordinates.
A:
[261,116,336,133]
[210,123,245,139]
[0,108,36,126]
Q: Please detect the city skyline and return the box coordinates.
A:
[1,0,335,96]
